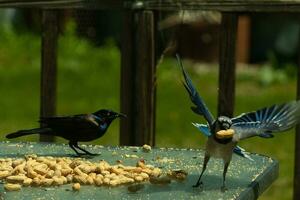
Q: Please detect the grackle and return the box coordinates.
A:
[177,55,300,191]
[6,109,125,156]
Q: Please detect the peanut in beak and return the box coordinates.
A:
[216,129,235,139]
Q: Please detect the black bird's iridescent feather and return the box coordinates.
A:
[39,114,99,132]
[38,114,103,141]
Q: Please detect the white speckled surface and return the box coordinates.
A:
[0,141,278,200]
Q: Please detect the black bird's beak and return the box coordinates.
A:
[116,113,127,118]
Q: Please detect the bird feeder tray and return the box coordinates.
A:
[0,141,278,200]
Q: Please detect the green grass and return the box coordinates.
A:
[0,26,296,200]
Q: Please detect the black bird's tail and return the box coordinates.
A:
[6,128,52,139]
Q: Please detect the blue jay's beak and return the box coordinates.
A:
[216,129,235,139]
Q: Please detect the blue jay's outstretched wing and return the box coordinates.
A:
[232,101,300,141]
[176,54,215,126]
[192,123,211,137]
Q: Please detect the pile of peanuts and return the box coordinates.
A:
[0,154,162,191]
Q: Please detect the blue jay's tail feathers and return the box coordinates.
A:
[6,128,52,139]
[233,146,253,161]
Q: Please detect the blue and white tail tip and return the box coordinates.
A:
[234,146,254,161]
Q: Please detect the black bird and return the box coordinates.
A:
[177,55,300,191]
[6,109,125,156]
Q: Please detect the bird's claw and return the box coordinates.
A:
[192,181,203,188]
[73,153,87,157]
[85,152,100,156]
[221,186,228,192]
[74,152,101,157]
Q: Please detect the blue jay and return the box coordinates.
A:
[177,55,300,191]
[6,109,126,156]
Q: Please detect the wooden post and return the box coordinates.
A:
[236,15,251,63]
[40,10,58,142]
[293,31,300,200]
[218,13,238,117]
[120,10,157,146]
[120,11,134,145]
[135,10,156,146]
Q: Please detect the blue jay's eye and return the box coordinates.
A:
[222,122,231,129]
[217,116,232,130]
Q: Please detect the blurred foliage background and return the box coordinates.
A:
[0,9,299,200]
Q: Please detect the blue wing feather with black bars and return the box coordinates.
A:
[176,54,215,127]
[231,101,300,141]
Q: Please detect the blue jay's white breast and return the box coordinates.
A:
[206,137,237,162]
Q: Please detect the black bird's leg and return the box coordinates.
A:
[193,154,210,187]
[221,161,230,192]
[69,142,85,156]
[73,142,98,156]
